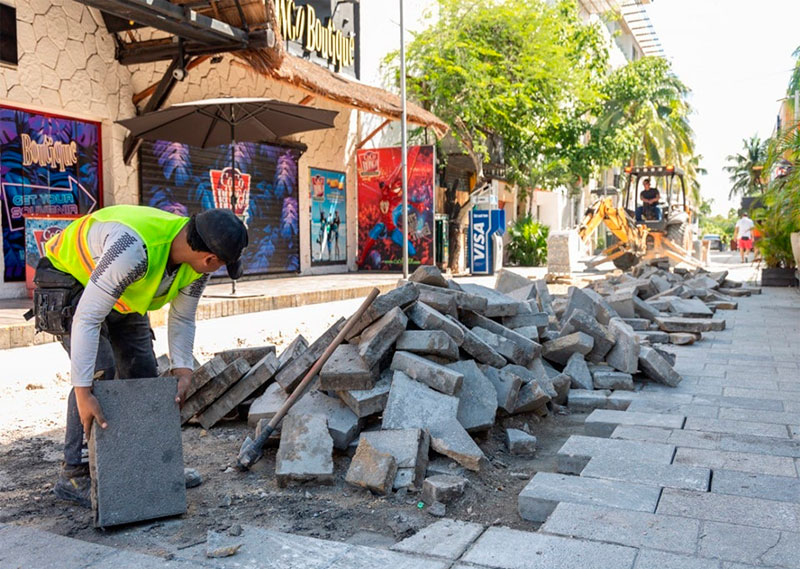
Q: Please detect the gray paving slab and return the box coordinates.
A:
[581,455,710,491]
[518,472,661,522]
[673,447,798,477]
[691,394,785,412]
[634,550,722,569]
[611,424,674,443]
[567,389,612,412]
[391,519,484,559]
[557,434,675,474]
[460,526,637,569]
[540,502,700,554]
[697,521,800,568]
[626,399,719,418]
[724,386,800,401]
[0,523,120,568]
[684,417,791,439]
[89,377,186,528]
[711,468,800,503]
[584,409,685,437]
[717,407,798,426]
[657,488,800,532]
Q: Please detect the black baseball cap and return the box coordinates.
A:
[194,209,248,279]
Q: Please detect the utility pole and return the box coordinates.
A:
[400,0,409,278]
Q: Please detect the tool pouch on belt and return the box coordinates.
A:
[30,260,83,335]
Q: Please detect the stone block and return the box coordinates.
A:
[444,316,507,367]
[501,312,549,330]
[711,469,800,504]
[276,334,309,371]
[461,311,541,358]
[275,318,345,392]
[360,429,429,489]
[345,438,397,495]
[655,316,713,333]
[196,352,279,430]
[494,269,533,294]
[581,455,710,491]
[621,318,649,331]
[590,368,634,391]
[650,274,672,293]
[669,333,697,345]
[391,519,484,560]
[422,475,467,503]
[534,279,556,316]
[518,472,661,522]
[567,389,612,412]
[409,264,448,287]
[89,377,186,527]
[391,351,463,395]
[447,360,498,432]
[382,372,484,471]
[564,353,593,390]
[668,297,714,318]
[674,447,798,477]
[181,358,250,424]
[216,345,276,366]
[636,330,670,344]
[551,373,571,405]
[320,344,376,391]
[471,326,530,365]
[414,281,489,312]
[639,346,682,387]
[542,332,594,365]
[605,318,640,374]
[513,380,550,414]
[459,283,520,317]
[396,330,459,360]
[560,309,614,362]
[482,365,522,414]
[547,230,580,275]
[606,289,636,319]
[183,355,227,400]
[288,390,361,450]
[562,286,597,323]
[276,414,334,486]
[509,325,539,341]
[506,428,537,454]
[248,382,289,427]
[359,306,408,368]
[582,287,620,325]
[709,318,726,331]
[584,409,685,438]
[407,301,465,345]
[414,284,458,316]
[346,283,419,340]
[633,295,661,322]
[337,372,391,418]
[557,435,675,474]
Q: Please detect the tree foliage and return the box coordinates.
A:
[723,135,767,200]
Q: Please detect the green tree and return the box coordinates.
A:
[723,135,767,200]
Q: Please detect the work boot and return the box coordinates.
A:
[53,463,91,508]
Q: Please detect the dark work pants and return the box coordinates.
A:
[60,310,158,466]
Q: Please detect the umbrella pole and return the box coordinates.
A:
[230,115,237,296]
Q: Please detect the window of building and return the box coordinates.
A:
[0,3,18,66]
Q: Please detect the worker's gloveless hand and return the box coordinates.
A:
[172,368,193,408]
[74,386,107,436]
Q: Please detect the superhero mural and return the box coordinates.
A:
[0,105,102,281]
[310,167,346,265]
[356,145,434,271]
[140,140,302,276]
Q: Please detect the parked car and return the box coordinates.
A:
[702,234,724,251]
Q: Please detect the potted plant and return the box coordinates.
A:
[753,187,799,286]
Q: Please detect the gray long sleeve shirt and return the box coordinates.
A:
[69,221,209,387]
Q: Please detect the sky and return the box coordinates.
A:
[645,0,800,215]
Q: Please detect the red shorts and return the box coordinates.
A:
[738,237,753,251]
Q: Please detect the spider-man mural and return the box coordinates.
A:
[356,145,434,271]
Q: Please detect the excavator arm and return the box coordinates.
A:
[577,197,648,268]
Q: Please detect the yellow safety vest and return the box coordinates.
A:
[44,205,204,314]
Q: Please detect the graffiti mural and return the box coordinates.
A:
[309,167,346,265]
[140,140,302,276]
[0,105,102,281]
[356,145,434,271]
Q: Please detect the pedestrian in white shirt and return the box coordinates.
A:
[733,212,755,263]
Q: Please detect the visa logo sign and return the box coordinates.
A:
[472,222,486,261]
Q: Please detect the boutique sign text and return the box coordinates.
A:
[274,0,356,70]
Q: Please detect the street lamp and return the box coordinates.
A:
[400,0,409,278]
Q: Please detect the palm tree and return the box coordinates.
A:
[682,154,706,208]
[723,135,767,200]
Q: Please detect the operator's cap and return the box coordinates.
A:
[194,208,248,279]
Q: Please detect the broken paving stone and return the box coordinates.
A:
[551,373,571,405]
[446,360,498,432]
[605,318,640,374]
[276,335,309,372]
[409,264,448,288]
[506,429,537,455]
[407,301,465,345]
[542,332,594,365]
[206,532,243,558]
[534,279,557,318]
[709,319,726,331]
[184,468,202,488]
[482,365,522,414]
[668,297,714,318]
[495,269,534,294]
[181,358,250,424]
[560,308,614,362]
[320,344,376,391]
[633,295,662,322]
[382,372,484,471]
[513,380,550,414]
[360,429,429,489]
[248,382,288,427]
[276,414,334,486]
[461,311,542,358]
[459,283,521,317]
[591,368,634,391]
[390,351,464,395]
[581,288,620,325]
[337,372,391,418]
[622,318,650,331]
[359,306,408,368]
[564,353,593,391]
[345,438,398,495]
[396,330,459,360]
[287,390,361,450]
[471,326,530,365]
[638,346,682,387]
[605,289,636,319]
[567,389,612,412]
[501,312,549,330]
[422,475,468,504]
[414,284,458,316]
[445,316,507,368]
[562,286,597,324]
[655,316,713,333]
[216,346,276,366]
[184,356,228,401]
[669,333,697,345]
[426,501,447,517]
[635,330,670,344]
[510,325,539,341]
[346,283,419,341]
[276,318,345,393]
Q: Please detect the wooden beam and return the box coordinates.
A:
[117,31,268,65]
[298,94,315,106]
[132,55,211,105]
[356,119,391,150]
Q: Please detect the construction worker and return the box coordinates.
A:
[32,205,248,507]
[635,178,662,222]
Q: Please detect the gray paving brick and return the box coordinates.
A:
[673,447,798,477]
[391,518,484,559]
[717,407,798,425]
[692,394,785,412]
[584,409,685,437]
[634,550,721,569]
[724,386,800,401]
[567,389,612,412]
[582,455,710,491]
[518,472,661,522]
[557,435,675,474]
[611,424,674,443]
[698,521,800,568]
[89,377,186,528]
[541,502,700,554]
[684,417,790,439]
[657,488,800,532]
[711,468,800,503]
[461,526,637,569]
[0,523,120,568]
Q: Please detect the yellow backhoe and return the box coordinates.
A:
[578,166,701,270]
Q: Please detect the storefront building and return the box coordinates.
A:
[0,0,446,298]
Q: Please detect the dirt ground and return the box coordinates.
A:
[0,296,589,558]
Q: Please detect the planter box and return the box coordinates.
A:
[761,267,798,287]
[791,232,800,270]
